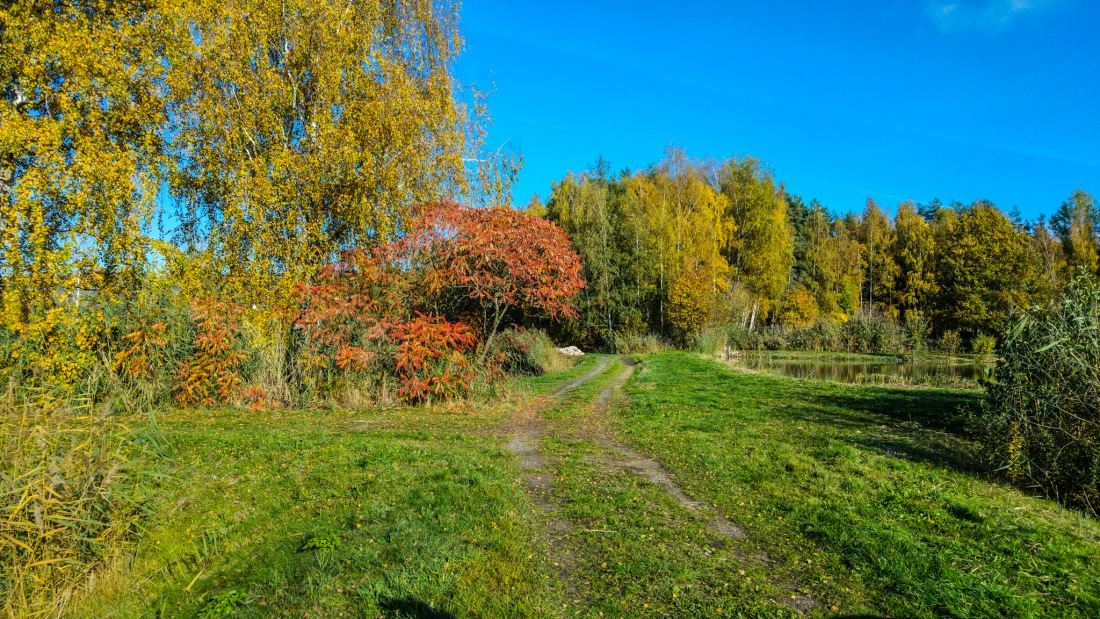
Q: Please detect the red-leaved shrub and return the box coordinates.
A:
[393,313,476,403]
[174,298,247,407]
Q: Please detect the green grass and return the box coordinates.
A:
[621,352,1100,618]
[68,404,557,618]
[58,351,1100,618]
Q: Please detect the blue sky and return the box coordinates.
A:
[455,0,1099,219]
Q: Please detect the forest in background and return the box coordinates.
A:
[537,149,1098,353]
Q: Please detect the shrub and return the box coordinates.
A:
[174,298,248,407]
[667,266,713,345]
[939,330,962,355]
[725,326,764,351]
[786,321,843,352]
[842,312,907,354]
[393,314,477,404]
[977,272,1100,515]
[971,333,997,356]
[903,311,932,353]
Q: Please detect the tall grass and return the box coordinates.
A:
[613,332,668,354]
[690,327,728,356]
[1,404,165,617]
[978,271,1100,515]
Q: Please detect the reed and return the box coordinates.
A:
[1,403,164,617]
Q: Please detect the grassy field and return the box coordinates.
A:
[61,352,1099,618]
[620,353,1100,617]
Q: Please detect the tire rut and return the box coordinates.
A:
[500,356,613,610]
[504,355,820,615]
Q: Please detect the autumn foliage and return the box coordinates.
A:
[174,298,247,407]
[407,202,585,363]
[393,314,477,403]
[285,202,584,403]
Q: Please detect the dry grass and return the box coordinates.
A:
[1,404,163,618]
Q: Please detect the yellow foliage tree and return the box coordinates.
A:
[716,157,793,324]
[1,1,168,328]
[667,263,714,344]
[165,0,470,305]
[778,285,818,329]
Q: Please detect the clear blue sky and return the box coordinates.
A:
[455,0,1099,219]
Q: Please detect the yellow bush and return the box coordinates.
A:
[668,266,715,344]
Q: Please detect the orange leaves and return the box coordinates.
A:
[334,346,374,372]
[113,322,167,380]
[174,298,246,408]
[393,314,476,404]
[293,248,403,384]
[409,202,586,321]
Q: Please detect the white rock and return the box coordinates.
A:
[557,346,584,356]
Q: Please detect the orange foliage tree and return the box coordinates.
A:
[407,202,586,364]
[174,298,247,407]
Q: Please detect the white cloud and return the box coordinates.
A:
[928,0,1058,31]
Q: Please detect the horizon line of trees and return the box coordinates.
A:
[534,148,1098,350]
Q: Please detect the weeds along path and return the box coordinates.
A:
[502,356,820,616]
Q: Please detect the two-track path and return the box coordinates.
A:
[499,356,820,616]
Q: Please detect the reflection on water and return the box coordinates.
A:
[733,351,993,385]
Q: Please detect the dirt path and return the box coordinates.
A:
[503,355,819,614]
[584,359,819,612]
[582,358,749,541]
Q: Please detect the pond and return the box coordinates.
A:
[728,351,994,386]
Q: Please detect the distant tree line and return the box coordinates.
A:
[537,148,1097,351]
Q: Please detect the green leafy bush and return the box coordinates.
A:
[971,333,997,356]
[977,272,1100,516]
[939,330,962,355]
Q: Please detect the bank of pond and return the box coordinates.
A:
[725,350,994,389]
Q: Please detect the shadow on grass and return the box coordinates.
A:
[805,388,987,476]
[379,597,456,618]
[811,389,978,436]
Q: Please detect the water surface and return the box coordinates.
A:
[731,351,992,385]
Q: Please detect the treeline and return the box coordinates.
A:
[539,148,1098,352]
